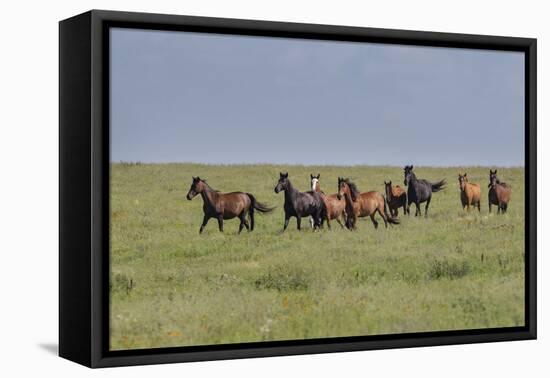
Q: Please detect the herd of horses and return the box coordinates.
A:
[186,166,512,234]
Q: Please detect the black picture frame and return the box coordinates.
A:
[59,9,537,368]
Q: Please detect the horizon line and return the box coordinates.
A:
[110,161,524,169]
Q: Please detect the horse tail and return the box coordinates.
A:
[430,179,446,192]
[247,193,275,213]
[383,196,400,225]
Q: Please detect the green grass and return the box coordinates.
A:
[109,163,525,350]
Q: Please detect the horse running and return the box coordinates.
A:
[384,181,407,217]
[488,170,511,214]
[186,176,274,234]
[310,173,346,229]
[458,173,481,211]
[274,172,326,231]
[403,165,446,217]
[337,178,399,230]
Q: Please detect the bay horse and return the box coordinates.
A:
[186,176,274,234]
[274,172,326,231]
[458,173,481,211]
[384,181,407,217]
[488,169,511,214]
[310,173,346,229]
[337,178,399,230]
[403,165,446,217]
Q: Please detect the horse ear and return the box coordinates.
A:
[389,180,392,185]
[494,170,497,174]
[464,173,467,177]
[410,165,414,170]
[284,172,288,178]
[192,176,196,180]
[310,174,314,179]
[317,174,320,179]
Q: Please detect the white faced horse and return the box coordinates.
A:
[310,174,321,228]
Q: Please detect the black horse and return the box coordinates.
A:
[403,165,446,217]
[274,172,326,231]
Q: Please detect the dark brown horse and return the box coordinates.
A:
[403,165,446,217]
[384,181,407,217]
[310,174,346,229]
[338,178,399,230]
[488,170,511,214]
[186,177,274,233]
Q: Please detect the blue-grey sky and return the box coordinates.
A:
[110,28,525,167]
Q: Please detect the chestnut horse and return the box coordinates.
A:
[310,173,346,229]
[458,173,481,211]
[338,178,399,230]
[186,176,274,234]
[384,181,407,217]
[488,170,511,214]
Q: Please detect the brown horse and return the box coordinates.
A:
[384,181,407,217]
[186,176,274,233]
[488,170,511,214]
[337,178,399,230]
[458,173,481,211]
[310,173,346,228]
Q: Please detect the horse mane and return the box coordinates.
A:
[201,179,220,192]
[344,179,360,201]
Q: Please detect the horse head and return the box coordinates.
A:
[186,176,203,200]
[310,173,320,192]
[338,178,357,201]
[489,169,498,188]
[458,173,468,191]
[384,180,392,199]
[404,165,414,186]
[275,172,289,193]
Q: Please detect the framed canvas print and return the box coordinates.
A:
[59,10,537,368]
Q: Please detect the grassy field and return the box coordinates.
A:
[109,163,525,350]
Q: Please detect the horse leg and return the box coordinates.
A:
[309,217,315,229]
[414,202,421,217]
[377,208,388,228]
[370,213,379,229]
[249,210,254,231]
[324,211,331,230]
[238,213,248,234]
[283,215,290,232]
[488,200,492,213]
[217,216,224,232]
[199,215,210,234]
[424,197,431,217]
[296,215,302,230]
[336,214,345,229]
[477,201,481,212]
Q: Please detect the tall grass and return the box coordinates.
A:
[109,163,525,350]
